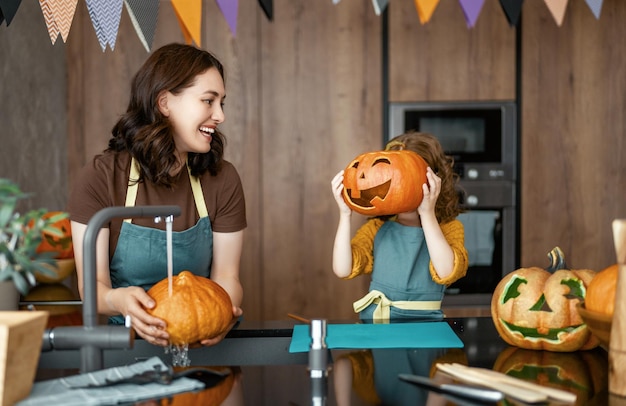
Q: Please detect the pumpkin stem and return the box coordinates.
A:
[546,246,567,273]
[385,140,406,151]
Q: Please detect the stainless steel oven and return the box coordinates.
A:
[388,101,518,306]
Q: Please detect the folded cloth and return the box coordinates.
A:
[16,357,205,406]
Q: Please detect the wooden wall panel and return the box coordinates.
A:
[259,0,380,320]
[388,0,516,102]
[520,0,626,270]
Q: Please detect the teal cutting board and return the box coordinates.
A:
[289,322,463,353]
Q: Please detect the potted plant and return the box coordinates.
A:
[0,178,67,308]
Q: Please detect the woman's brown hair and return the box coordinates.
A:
[386,131,462,223]
[107,43,226,187]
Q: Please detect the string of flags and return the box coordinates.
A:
[0,0,606,52]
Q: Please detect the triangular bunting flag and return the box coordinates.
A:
[544,0,568,26]
[171,0,201,47]
[459,0,485,28]
[414,0,440,24]
[124,0,159,52]
[584,0,603,19]
[499,0,523,26]
[258,0,272,21]
[372,0,389,16]
[39,0,60,43]
[86,0,123,51]
[216,0,237,37]
[0,0,21,26]
[39,0,77,44]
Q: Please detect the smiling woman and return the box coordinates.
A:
[66,43,246,349]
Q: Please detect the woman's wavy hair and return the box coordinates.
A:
[385,131,463,223]
[107,43,226,187]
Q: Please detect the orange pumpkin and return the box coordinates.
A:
[35,211,73,259]
[342,149,428,216]
[585,264,618,317]
[491,247,598,352]
[147,271,233,346]
[494,346,608,405]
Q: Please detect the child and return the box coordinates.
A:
[331,131,468,322]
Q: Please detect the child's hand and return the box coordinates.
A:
[418,167,441,216]
[331,170,352,216]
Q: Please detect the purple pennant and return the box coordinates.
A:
[585,0,603,19]
[499,0,523,27]
[0,0,22,26]
[86,0,123,51]
[458,0,485,28]
[216,0,238,37]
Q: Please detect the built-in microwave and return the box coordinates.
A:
[388,101,518,306]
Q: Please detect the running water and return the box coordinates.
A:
[163,215,191,366]
[166,215,173,297]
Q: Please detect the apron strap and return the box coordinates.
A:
[124,158,209,223]
[353,289,442,321]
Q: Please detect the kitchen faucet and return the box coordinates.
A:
[40,205,181,373]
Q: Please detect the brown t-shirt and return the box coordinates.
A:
[67,151,247,257]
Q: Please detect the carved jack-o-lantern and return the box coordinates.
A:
[342,149,428,216]
[491,247,598,352]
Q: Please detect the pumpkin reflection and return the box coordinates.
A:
[333,347,467,405]
[493,346,608,405]
[159,366,238,406]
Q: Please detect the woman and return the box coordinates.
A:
[67,43,246,347]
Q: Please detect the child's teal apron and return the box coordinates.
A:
[108,159,212,325]
[353,221,445,322]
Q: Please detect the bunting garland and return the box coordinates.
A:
[0,0,21,26]
[39,0,77,44]
[0,0,612,49]
[414,0,440,25]
[545,0,569,26]
[124,0,159,52]
[86,0,123,51]
[171,0,201,47]
[459,0,485,28]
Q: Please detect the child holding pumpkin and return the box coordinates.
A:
[67,44,246,347]
[331,131,468,322]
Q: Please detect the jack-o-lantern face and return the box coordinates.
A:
[342,150,428,216]
[491,247,598,352]
[494,347,608,405]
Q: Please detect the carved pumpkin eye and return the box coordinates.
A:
[372,158,390,166]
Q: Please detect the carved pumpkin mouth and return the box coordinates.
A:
[346,179,391,208]
[500,320,586,342]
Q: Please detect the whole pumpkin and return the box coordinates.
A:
[491,247,598,352]
[494,346,608,405]
[342,149,428,216]
[147,271,233,346]
[35,211,74,259]
[585,264,618,317]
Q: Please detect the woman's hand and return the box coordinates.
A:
[107,287,170,347]
[418,167,441,216]
[196,305,243,348]
[331,170,352,216]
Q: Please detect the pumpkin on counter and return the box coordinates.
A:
[491,247,598,352]
[35,211,73,259]
[342,146,428,216]
[585,263,618,317]
[147,271,233,346]
[494,346,608,406]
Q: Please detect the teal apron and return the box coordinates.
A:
[108,159,212,325]
[354,221,445,322]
